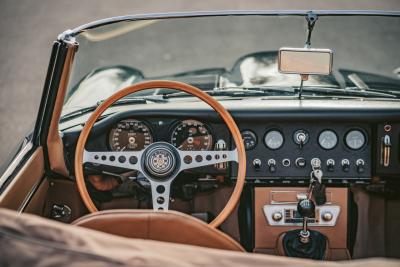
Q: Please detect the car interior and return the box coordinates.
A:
[1,11,400,265]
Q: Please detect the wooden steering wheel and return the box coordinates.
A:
[74,80,246,228]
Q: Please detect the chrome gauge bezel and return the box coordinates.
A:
[318,129,338,150]
[344,129,367,150]
[264,129,284,150]
[108,119,154,151]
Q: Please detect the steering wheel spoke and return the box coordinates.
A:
[178,149,238,171]
[83,150,143,172]
[149,180,172,211]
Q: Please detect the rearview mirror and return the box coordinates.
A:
[278,48,333,75]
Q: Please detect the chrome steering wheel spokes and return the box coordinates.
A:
[178,149,238,171]
[83,142,238,211]
[83,150,143,172]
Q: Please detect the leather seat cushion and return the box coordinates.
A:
[72,209,244,251]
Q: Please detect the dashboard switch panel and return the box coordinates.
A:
[237,123,371,180]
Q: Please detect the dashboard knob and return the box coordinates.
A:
[268,159,277,173]
[322,211,333,222]
[272,212,283,221]
[295,157,306,168]
[282,158,291,167]
[341,159,350,172]
[253,158,262,170]
[356,159,365,173]
[326,159,335,172]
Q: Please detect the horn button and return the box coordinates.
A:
[144,143,179,179]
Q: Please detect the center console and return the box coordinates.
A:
[253,187,350,260]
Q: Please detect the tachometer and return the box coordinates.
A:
[318,130,338,150]
[345,130,366,150]
[171,119,213,150]
[109,119,153,151]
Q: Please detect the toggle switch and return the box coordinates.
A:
[326,159,335,172]
[268,159,277,173]
[356,159,365,173]
[341,159,350,172]
[253,158,262,170]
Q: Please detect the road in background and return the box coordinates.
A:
[0,0,399,162]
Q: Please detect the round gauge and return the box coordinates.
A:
[264,130,284,150]
[318,130,338,150]
[345,130,366,150]
[109,119,153,151]
[171,119,213,150]
[241,130,258,150]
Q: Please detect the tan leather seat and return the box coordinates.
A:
[72,209,244,252]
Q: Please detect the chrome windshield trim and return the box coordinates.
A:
[59,10,400,40]
[0,142,33,191]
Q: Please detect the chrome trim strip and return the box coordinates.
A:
[0,142,33,191]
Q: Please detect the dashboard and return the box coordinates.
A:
[61,99,400,184]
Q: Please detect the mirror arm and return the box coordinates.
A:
[304,11,318,48]
[298,12,318,100]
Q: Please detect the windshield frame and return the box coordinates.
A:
[58,10,400,41]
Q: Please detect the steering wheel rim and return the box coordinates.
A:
[74,80,246,228]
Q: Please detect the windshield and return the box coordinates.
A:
[63,13,400,115]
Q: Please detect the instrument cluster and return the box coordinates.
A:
[108,119,215,152]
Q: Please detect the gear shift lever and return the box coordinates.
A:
[297,199,315,244]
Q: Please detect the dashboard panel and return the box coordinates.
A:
[235,122,371,180]
[60,99,400,183]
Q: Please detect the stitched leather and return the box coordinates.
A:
[72,209,245,252]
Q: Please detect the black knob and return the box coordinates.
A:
[297,199,316,218]
[295,157,306,168]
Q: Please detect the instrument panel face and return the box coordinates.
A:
[235,122,371,179]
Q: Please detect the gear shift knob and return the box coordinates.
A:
[297,199,315,244]
[297,199,315,218]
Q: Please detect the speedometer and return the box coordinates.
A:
[171,119,213,150]
[109,119,153,151]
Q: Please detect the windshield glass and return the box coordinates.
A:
[63,14,400,115]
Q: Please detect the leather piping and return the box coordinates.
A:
[74,80,247,228]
